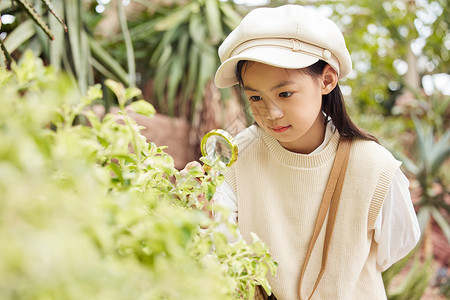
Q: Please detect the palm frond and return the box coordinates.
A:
[15,0,54,40]
[42,0,67,31]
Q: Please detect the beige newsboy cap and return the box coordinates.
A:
[214,5,352,88]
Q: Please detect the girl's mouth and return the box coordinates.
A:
[271,125,290,133]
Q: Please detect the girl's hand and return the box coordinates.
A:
[180,161,205,178]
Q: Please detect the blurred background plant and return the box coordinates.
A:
[104,0,240,122]
[1,0,449,298]
[101,0,247,157]
[0,0,132,96]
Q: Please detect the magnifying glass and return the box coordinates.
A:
[201,129,238,168]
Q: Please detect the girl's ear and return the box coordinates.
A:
[321,64,338,95]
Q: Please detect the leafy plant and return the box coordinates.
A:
[383,250,434,300]
[0,0,132,93]
[330,0,449,112]
[0,51,276,299]
[397,117,450,240]
[381,114,449,300]
[106,0,242,126]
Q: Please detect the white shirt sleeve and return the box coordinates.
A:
[374,169,421,271]
[212,181,241,241]
[213,182,238,223]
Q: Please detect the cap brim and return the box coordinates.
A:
[215,46,320,88]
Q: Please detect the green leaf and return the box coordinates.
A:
[3,20,36,53]
[387,255,433,300]
[182,44,200,112]
[109,162,124,182]
[16,0,54,40]
[0,40,10,67]
[430,130,450,175]
[393,150,419,175]
[188,12,205,44]
[42,0,67,31]
[105,79,126,108]
[417,207,431,234]
[166,56,183,116]
[259,277,272,297]
[125,87,142,101]
[219,1,242,29]
[150,25,181,67]
[156,45,173,67]
[48,0,65,71]
[129,100,156,117]
[89,37,130,86]
[205,183,215,201]
[65,0,90,93]
[430,206,450,243]
[82,84,103,106]
[154,3,196,31]
[117,0,135,87]
[152,59,170,113]
[204,0,223,44]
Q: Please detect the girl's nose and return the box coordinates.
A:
[264,100,283,120]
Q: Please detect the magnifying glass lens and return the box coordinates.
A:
[201,129,238,167]
[205,136,233,164]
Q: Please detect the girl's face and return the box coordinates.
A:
[241,62,336,154]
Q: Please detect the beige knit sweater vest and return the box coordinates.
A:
[224,125,401,300]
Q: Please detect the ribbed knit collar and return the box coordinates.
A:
[257,125,340,168]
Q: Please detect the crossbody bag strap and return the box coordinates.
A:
[298,137,352,300]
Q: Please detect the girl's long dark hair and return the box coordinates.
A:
[236,60,378,143]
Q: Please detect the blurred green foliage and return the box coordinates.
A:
[383,248,434,300]
[0,51,277,299]
[0,0,132,94]
[286,0,449,114]
[104,0,242,127]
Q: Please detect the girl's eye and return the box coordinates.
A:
[279,92,293,98]
[249,95,262,102]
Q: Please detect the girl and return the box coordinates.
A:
[210,4,420,300]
